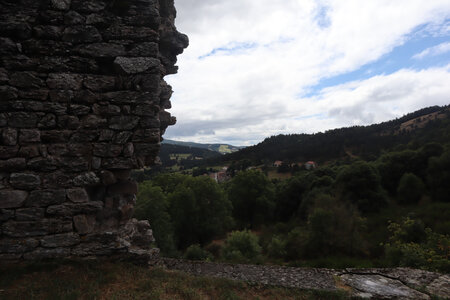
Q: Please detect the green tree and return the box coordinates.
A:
[397,173,425,204]
[222,230,262,263]
[427,150,450,202]
[227,170,275,228]
[335,161,387,213]
[377,150,419,195]
[134,182,176,255]
[168,176,233,249]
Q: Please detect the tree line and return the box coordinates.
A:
[134,141,450,272]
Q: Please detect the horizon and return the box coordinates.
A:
[164,0,450,146]
[164,104,448,147]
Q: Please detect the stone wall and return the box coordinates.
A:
[0,0,188,261]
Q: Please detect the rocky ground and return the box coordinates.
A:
[161,258,450,299]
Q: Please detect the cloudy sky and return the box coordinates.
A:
[164,0,450,146]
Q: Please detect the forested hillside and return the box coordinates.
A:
[213,105,450,165]
[134,105,450,273]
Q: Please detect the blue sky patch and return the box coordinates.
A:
[301,23,450,98]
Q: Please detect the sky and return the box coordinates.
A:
[164,0,450,146]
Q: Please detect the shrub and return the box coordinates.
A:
[184,244,212,261]
[267,235,287,259]
[385,218,450,272]
[222,230,262,263]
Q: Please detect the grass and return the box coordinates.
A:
[0,260,352,300]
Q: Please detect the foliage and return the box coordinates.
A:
[267,235,287,259]
[396,173,425,204]
[227,170,275,228]
[222,230,262,263]
[134,182,176,255]
[427,149,450,202]
[184,244,212,261]
[168,175,233,249]
[385,218,450,272]
[335,161,388,213]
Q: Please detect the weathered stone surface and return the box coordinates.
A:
[47,73,84,90]
[8,112,38,128]
[340,274,429,299]
[15,208,45,221]
[41,233,80,248]
[93,143,123,157]
[67,188,89,203]
[0,190,28,209]
[0,0,187,262]
[0,209,15,222]
[109,116,140,130]
[19,129,41,143]
[2,219,73,237]
[9,72,44,89]
[62,26,102,43]
[114,57,160,74]
[27,189,66,207]
[76,43,126,57]
[10,173,41,190]
[73,214,95,235]
[51,0,71,11]
[73,172,100,186]
[0,238,39,253]
[0,158,26,171]
[1,128,18,146]
[24,247,71,260]
[47,201,103,216]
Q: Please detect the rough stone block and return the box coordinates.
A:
[114,57,160,74]
[10,173,41,190]
[62,26,102,43]
[8,112,38,128]
[83,75,116,92]
[51,0,71,11]
[66,188,89,203]
[19,129,41,143]
[2,219,73,237]
[93,143,122,157]
[0,158,26,171]
[1,131,19,147]
[73,172,100,186]
[75,43,126,58]
[27,189,66,207]
[0,190,28,209]
[73,214,95,235]
[47,73,84,90]
[41,232,80,248]
[15,208,45,221]
[9,72,44,89]
[0,238,39,253]
[23,247,71,260]
[109,116,140,130]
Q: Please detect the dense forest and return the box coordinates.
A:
[134,106,450,272]
[209,105,450,165]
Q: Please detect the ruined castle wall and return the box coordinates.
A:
[0,0,187,261]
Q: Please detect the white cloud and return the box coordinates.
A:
[413,42,450,59]
[166,0,450,145]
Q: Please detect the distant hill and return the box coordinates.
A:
[162,139,244,154]
[209,105,450,165]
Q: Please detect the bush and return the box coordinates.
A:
[385,218,450,272]
[184,244,212,261]
[396,173,425,204]
[267,235,287,259]
[222,230,262,263]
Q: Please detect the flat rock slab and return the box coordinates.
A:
[160,258,450,299]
